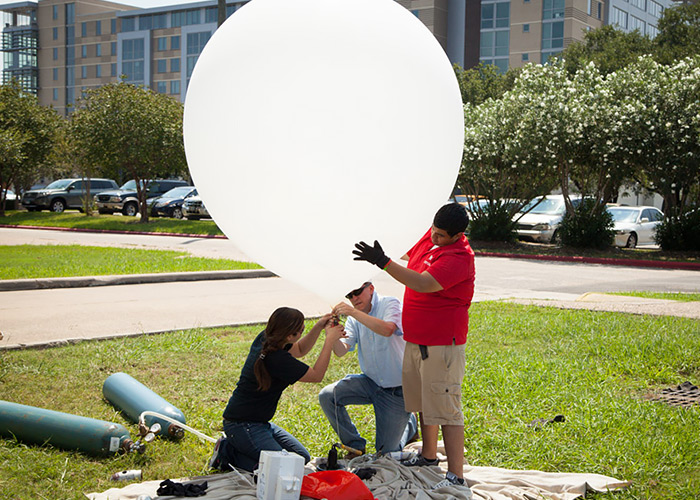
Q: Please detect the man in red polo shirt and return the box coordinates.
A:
[352,203,474,489]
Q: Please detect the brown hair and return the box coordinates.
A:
[253,307,305,391]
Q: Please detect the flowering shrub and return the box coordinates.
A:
[558,199,614,248]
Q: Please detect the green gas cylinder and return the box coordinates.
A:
[103,372,186,439]
[0,400,137,456]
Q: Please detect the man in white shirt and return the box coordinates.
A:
[319,281,418,456]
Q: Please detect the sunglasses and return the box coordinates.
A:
[345,283,370,300]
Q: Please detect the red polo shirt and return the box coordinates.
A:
[402,229,475,346]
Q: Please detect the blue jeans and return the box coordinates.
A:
[220,420,310,473]
[318,374,417,454]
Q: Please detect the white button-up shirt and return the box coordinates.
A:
[342,291,405,388]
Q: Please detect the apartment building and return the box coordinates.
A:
[1,0,676,115]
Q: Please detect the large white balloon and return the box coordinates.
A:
[184,0,463,304]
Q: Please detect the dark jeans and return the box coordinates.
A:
[219,420,310,473]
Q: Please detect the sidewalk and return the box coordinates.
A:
[507,292,700,320]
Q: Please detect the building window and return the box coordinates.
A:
[111,63,117,76]
[81,65,87,79]
[185,9,201,25]
[523,23,530,32]
[81,22,87,37]
[53,27,58,40]
[122,38,145,83]
[157,59,167,73]
[111,42,117,56]
[186,31,211,84]
[121,17,136,32]
[612,6,629,28]
[170,80,180,95]
[647,24,658,37]
[96,65,102,78]
[81,45,87,58]
[66,66,74,85]
[481,2,510,29]
[170,58,180,72]
[96,20,101,35]
[648,0,662,17]
[53,88,59,100]
[139,15,152,31]
[542,20,564,50]
[543,0,565,20]
[205,7,217,23]
[630,0,645,9]
[53,68,58,80]
[111,19,117,34]
[597,2,602,19]
[65,3,75,24]
[629,15,645,32]
[53,5,59,20]
[96,44,102,57]
[522,53,529,61]
[171,35,180,50]
[157,37,167,51]
[66,45,74,65]
[587,0,592,15]
[156,81,167,93]
[153,14,167,29]
[171,11,185,27]
[53,47,58,60]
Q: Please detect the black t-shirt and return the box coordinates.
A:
[223,331,309,423]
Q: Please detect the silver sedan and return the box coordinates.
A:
[608,206,664,248]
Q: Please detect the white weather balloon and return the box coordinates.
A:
[184,0,464,303]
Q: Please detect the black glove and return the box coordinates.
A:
[353,240,391,269]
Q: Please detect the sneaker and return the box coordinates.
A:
[432,473,466,490]
[345,447,365,460]
[400,453,440,467]
[208,435,225,469]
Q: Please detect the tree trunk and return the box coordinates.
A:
[218,0,226,27]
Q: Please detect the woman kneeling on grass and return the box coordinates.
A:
[210,306,345,472]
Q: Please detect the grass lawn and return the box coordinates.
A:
[1,303,699,499]
[609,291,700,302]
[0,245,261,280]
[2,210,699,263]
[0,210,224,236]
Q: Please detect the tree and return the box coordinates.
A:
[560,25,654,76]
[0,81,61,217]
[70,81,188,222]
[610,56,700,217]
[454,63,519,106]
[655,1,700,65]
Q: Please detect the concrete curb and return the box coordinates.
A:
[0,269,276,292]
[2,224,698,271]
[474,251,700,271]
[0,223,226,239]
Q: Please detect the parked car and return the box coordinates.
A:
[150,186,197,219]
[21,178,119,213]
[608,205,664,248]
[95,179,189,216]
[514,194,582,243]
[182,195,211,220]
[3,189,18,210]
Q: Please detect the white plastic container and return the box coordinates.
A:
[256,450,305,500]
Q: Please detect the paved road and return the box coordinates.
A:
[1,227,698,349]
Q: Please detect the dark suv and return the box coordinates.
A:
[94,179,189,216]
[21,178,119,213]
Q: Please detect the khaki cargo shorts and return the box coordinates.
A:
[402,342,466,426]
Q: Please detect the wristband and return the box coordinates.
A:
[382,259,392,271]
